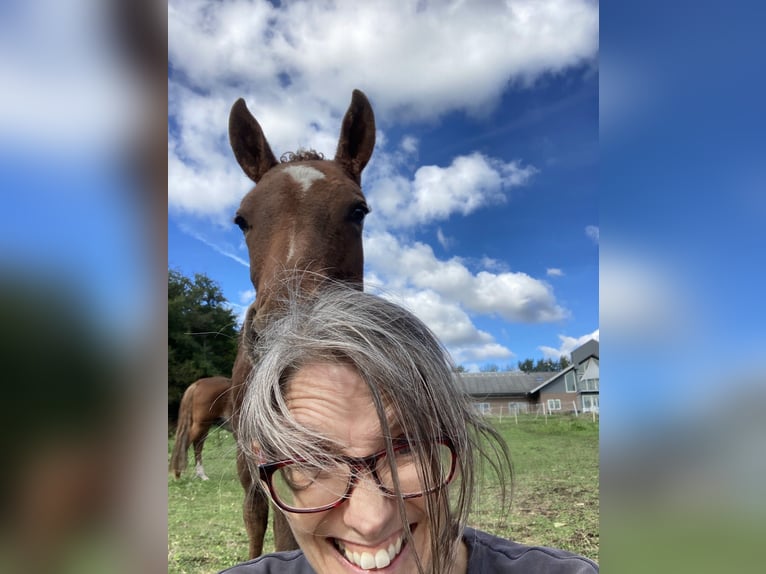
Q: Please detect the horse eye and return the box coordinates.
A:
[349,204,370,225]
[233,214,249,232]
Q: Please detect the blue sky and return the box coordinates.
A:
[168,0,599,371]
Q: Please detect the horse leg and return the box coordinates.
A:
[273,510,297,551]
[237,450,270,558]
[190,422,209,481]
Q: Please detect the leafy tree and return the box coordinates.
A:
[168,269,239,421]
[452,365,467,373]
[518,355,571,373]
[480,363,499,372]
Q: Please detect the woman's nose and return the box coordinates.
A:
[340,476,398,538]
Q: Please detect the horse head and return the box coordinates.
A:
[229,90,376,334]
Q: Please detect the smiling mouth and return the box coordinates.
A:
[333,532,407,570]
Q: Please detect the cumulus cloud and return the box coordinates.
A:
[547,268,564,277]
[366,232,569,324]
[169,0,598,121]
[539,329,599,359]
[367,152,537,228]
[374,287,514,365]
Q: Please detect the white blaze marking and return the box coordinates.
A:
[282,165,324,262]
[283,164,325,194]
[287,222,296,262]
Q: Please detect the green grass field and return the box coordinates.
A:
[168,415,599,573]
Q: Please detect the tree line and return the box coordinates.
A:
[168,269,239,422]
[454,356,571,373]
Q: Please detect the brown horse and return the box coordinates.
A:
[169,376,233,480]
[228,89,375,557]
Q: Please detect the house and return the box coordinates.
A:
[452,371,557,415]
[453,339,599,416]
[528,339,599,415]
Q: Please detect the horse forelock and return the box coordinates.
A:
[280,149,324,163]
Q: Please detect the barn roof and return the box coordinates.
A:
[453,371,558,397]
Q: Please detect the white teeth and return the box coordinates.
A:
[359,551,375,569]
[374,548,391,568]
[336,534,405,570]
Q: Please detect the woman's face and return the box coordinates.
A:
[277,362,446,573]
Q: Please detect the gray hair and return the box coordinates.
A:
[238,284,511,573]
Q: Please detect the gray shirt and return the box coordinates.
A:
[218,527,599,573]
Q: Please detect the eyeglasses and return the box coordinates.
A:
[258,437,457,514]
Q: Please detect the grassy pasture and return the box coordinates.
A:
[168,414,598,573]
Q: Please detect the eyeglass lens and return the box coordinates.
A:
[270,442,454,512]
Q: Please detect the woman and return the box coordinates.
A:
[221,286,598,573]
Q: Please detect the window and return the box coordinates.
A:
[565,371,576,393]
[582,396,599,412]
[581,378,599,391]
[547,399,561,411]
[473,402,491,415]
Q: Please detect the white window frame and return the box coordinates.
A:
[547,398,562,411]
[580,378,599,392]
[565,371,576,393]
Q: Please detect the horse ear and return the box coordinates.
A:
[334,89,376,184]
[229,98,279,183]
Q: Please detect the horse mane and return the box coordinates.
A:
[280,149,324,163]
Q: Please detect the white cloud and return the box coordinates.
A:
[547,268,564,277]
[169,0,598,121]
[586,225,599,244]
[480,257,509,273]
[367,152,537,229]
[539,329,599,359]
[366,232,569,324]
[374,287,514,365]
[400,136,419,155]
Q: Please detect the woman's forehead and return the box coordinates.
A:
[286,361,400,451]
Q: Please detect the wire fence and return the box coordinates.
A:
[472,401,600,423]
